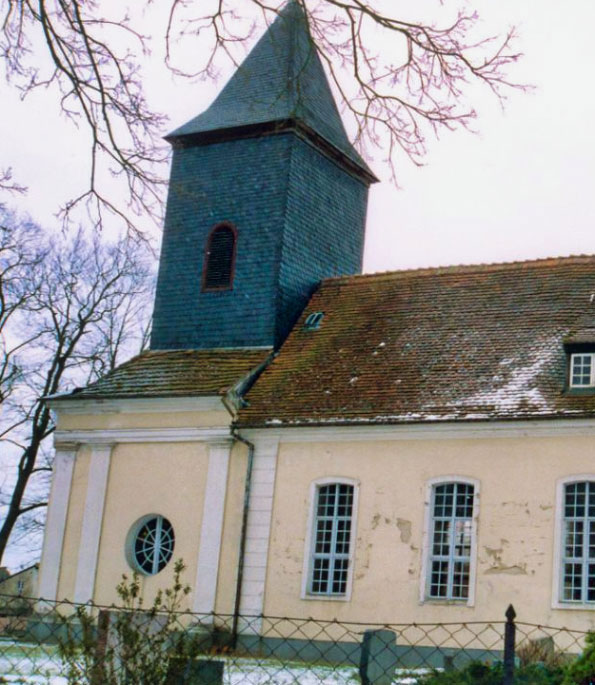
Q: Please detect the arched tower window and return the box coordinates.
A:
[202,223,237,291]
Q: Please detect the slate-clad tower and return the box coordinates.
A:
[151,1,377,350]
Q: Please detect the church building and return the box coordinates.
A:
[39,2,595,634]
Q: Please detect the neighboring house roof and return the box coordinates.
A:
[0,564,39,583]
[167,1,373,179]
[58,349,272,400]
[237,255,595,427]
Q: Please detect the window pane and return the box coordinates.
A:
[563,562,583,601]
[565,521,583,558]
[430,560,448,598]
[432,520,450,557]
[452,561,470,599]
[454,520,472,557]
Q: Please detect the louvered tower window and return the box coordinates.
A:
[202,223,237,291]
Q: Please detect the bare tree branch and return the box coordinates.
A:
[164,0,526,181]
[0,0,524,234]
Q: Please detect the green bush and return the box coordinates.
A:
[416,660,565,684]
[562,631,595,685]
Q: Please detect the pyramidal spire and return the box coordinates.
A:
[168,1,374,179]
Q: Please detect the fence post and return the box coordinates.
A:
[90,609,110,685]
[503,604,516,685]
[359,629,398,685]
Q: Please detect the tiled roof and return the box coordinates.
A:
[63,349,271,400]
[168,2,372,177]
[238,255,595,426]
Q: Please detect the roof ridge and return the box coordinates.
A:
[325,253,595,285]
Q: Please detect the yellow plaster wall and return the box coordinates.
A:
[92,441,210,607]
[56,410,230,431]
[57,446,91,601]
[263,434,595,631]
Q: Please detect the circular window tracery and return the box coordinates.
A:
[127,515,175,575]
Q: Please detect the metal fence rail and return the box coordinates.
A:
[0,594,589,684]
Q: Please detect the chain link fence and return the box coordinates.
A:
[0,593,590,683]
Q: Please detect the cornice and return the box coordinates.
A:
[237,418,595,443]
[54,427,233,445]
[49,396,224,415]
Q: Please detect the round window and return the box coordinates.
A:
[127,515,175,575]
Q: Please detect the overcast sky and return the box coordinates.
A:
[2,0,595,275]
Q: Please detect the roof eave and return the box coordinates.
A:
[165,118,378,185]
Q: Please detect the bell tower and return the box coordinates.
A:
[151,1,377,350]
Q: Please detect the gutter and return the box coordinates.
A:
[229,432,255,648]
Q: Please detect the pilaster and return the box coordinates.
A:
[38,443,78,601]
[192,439,232,614]
[73,443,113,603]
[238,436,279,633]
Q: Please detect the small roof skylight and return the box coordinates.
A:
[304,312,324,330]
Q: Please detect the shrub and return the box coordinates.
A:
[58,559,197,685]
[562,631,595,685]
[518,637,571,670]
[416,659,565,684]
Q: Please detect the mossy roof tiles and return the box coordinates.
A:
[237,255,595,426]
[68,349,271,399]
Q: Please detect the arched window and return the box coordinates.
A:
[421,477,479,605]
[303,477,359,599]
[202,223,237,291]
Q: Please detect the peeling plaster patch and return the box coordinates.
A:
[484,546,503,559]
[484,564,527,575]
[360,543,372,569]
[371,514,381,529]
[397,518,412,543]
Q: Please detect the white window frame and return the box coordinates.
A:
[301,477,359,602]
[419,476,479,607]
[569,353,595,388]
[552,475,595,610]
